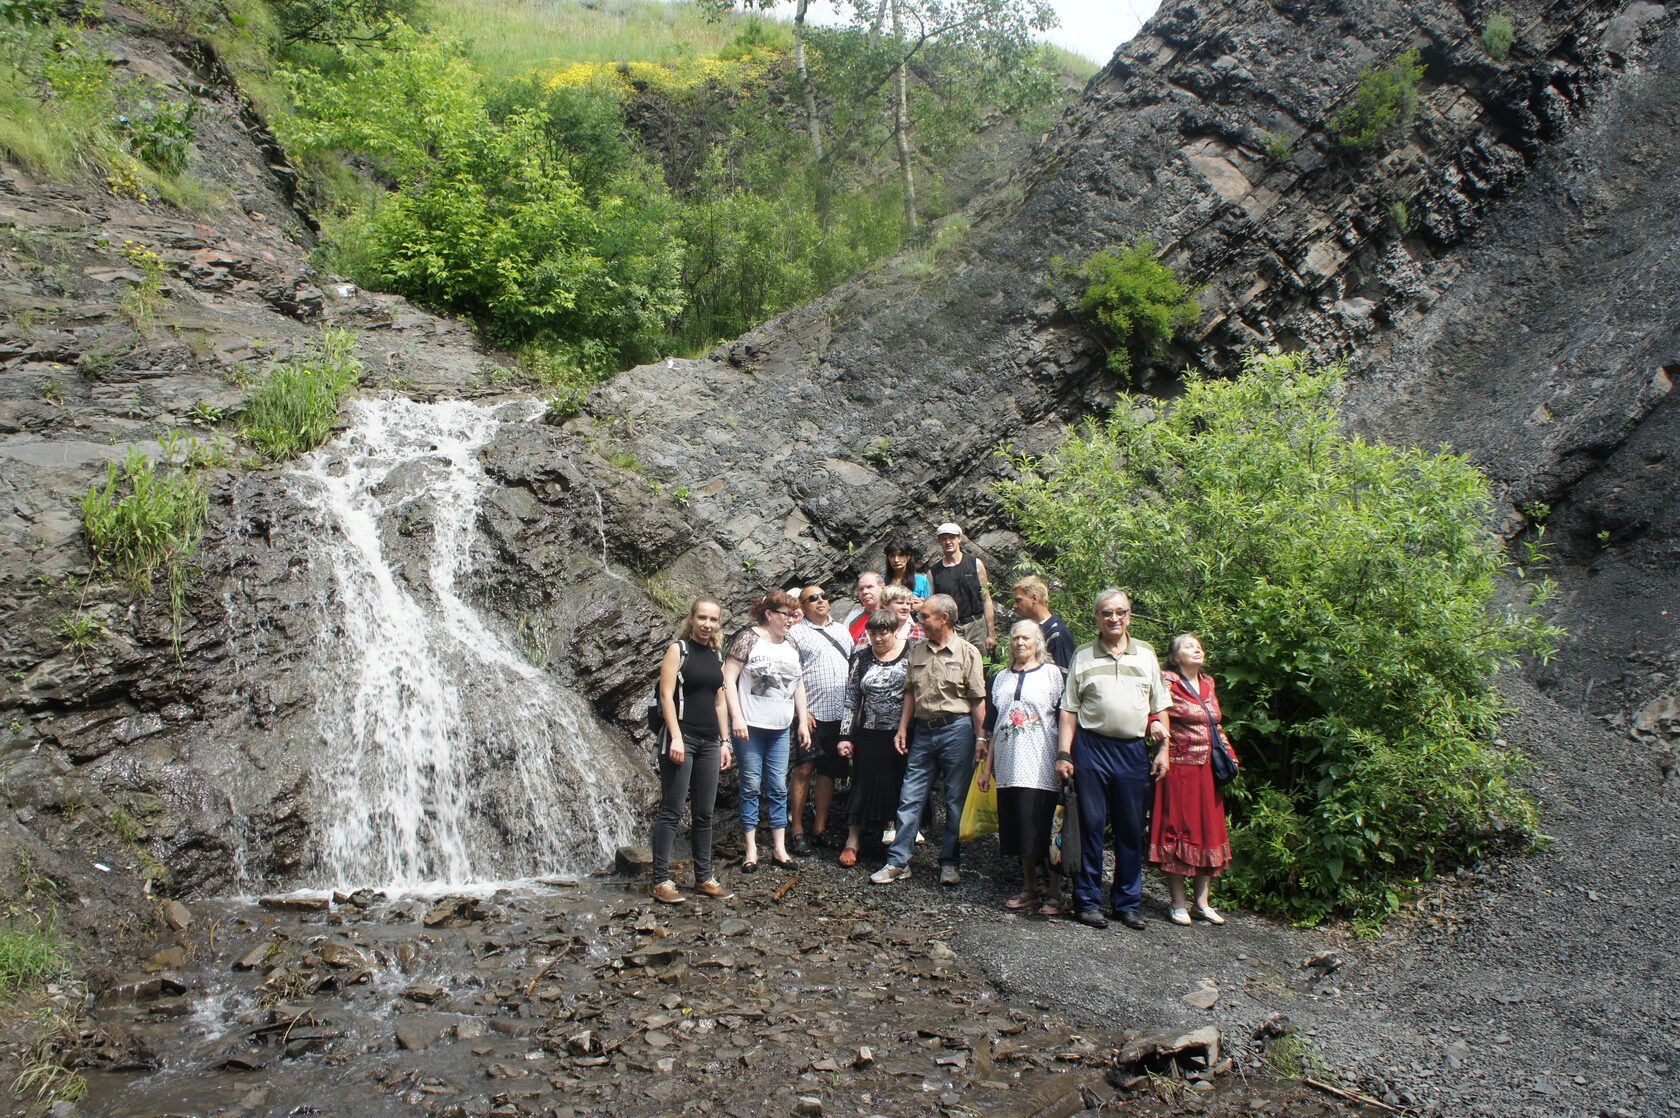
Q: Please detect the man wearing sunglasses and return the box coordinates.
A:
[787,585,852,854]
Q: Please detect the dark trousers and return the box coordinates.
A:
[1071,727,1151,914]
[651,735,720,883]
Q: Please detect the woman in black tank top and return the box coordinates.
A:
[650,598,734,904]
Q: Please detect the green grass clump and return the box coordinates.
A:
[999,351,1560,928]
[239,328,362,461]
[0,922,67,995]
[1331,47,1425,150]
[434,0,759,80]
[80,449,208,588]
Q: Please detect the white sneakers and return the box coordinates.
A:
[1196,905,1226,925]
[1170,907,1192,925]
[870,864,911,884]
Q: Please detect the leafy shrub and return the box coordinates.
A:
[239,328,361,461]
[118,96,195,174]
[1331,48,1425,150]
[81,448,208,588]
[1068,240,1200,375]
[278,27,684,360]
[1482,12,1516,60]
[998,352,1559,925]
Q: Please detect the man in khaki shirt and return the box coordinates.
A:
[870,594,987,887]
[1057,588,1171,929]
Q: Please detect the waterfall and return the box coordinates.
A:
[287,396,637,891]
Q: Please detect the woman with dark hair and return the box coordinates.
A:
[723,590,811,872]
[650,598,734,904]
[834,609,913,868]
[1149,633,1234,926]
[883,539,932,604]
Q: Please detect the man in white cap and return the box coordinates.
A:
[929,522,995,653]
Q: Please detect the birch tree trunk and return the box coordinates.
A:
[792,0,824,160]
[889,0,918,233]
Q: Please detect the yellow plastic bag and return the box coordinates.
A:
[959,766,999,842]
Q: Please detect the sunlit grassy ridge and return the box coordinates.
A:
[434,0,1095,83]
[433,0,774,80]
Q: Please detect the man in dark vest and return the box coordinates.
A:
[929,522,996,653]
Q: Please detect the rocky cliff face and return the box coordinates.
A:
[2,0,1676,934]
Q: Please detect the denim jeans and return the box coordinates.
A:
[886,717,976,868]
[736,725,790,831]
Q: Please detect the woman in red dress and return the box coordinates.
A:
[1148,633,1233,926]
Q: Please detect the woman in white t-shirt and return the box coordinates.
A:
[723,589,811,872]
[980,619,1066,915]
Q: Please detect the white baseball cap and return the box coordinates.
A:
[934,522,963,537]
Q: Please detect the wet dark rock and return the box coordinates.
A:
[260,896,330,913]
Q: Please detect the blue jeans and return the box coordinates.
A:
[736,725,790,831]
[886,718,976,868]
[1071,727,1152,914]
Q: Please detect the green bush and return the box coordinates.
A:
[278,27,685,361]
[1069,240,1200,375]
[239,328,361,461]
[998,352,1559,926]
[118,96,195,174]
[1331,48,1425,150]
[1482,12,1516,60]
[80,448,208,588]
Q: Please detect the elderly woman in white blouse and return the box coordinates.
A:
[979,619,1066,916]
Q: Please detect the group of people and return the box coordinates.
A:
[647,523,1234,930]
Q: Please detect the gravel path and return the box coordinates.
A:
[946,674,1680,1117]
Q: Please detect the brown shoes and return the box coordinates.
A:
[693,879,735,900]
[651,880,686,905]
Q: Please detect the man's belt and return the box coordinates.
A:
[914,712,966,729]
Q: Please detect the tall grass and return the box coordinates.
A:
[80,449,209,588]
[0,923,66,995]
[238,328,361,461]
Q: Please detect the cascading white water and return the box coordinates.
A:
[288,396,637,890]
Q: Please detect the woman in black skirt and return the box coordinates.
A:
[980,620,1066,915]
[835,610,912,868]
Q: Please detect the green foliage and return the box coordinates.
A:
[238,328,361,461]
[863,437,894,468]
[270,0,419,44]
[80,449,208,589]
[57,611,107,650]
[1262,130,1293,165]
[117,242,169,331]
[1387,198,1408,230]
[998,352,1560,925]
[1331,48,1425,150]
[118,96,196,174]
[897,215,971,282]
[1070,240,1200,376]
[279,28,685,360]
[1482,11,1516,60]
[0,922,65,993]
[0,17,209,208]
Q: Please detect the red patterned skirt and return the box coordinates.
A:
[1147,760,1231,877]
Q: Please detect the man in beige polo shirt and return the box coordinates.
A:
[870,594,988,887]
[1057,588,1171,929]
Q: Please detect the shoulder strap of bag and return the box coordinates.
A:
[813,624,849,660]
[1172,672,1225,752]
[671,641,688,722]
